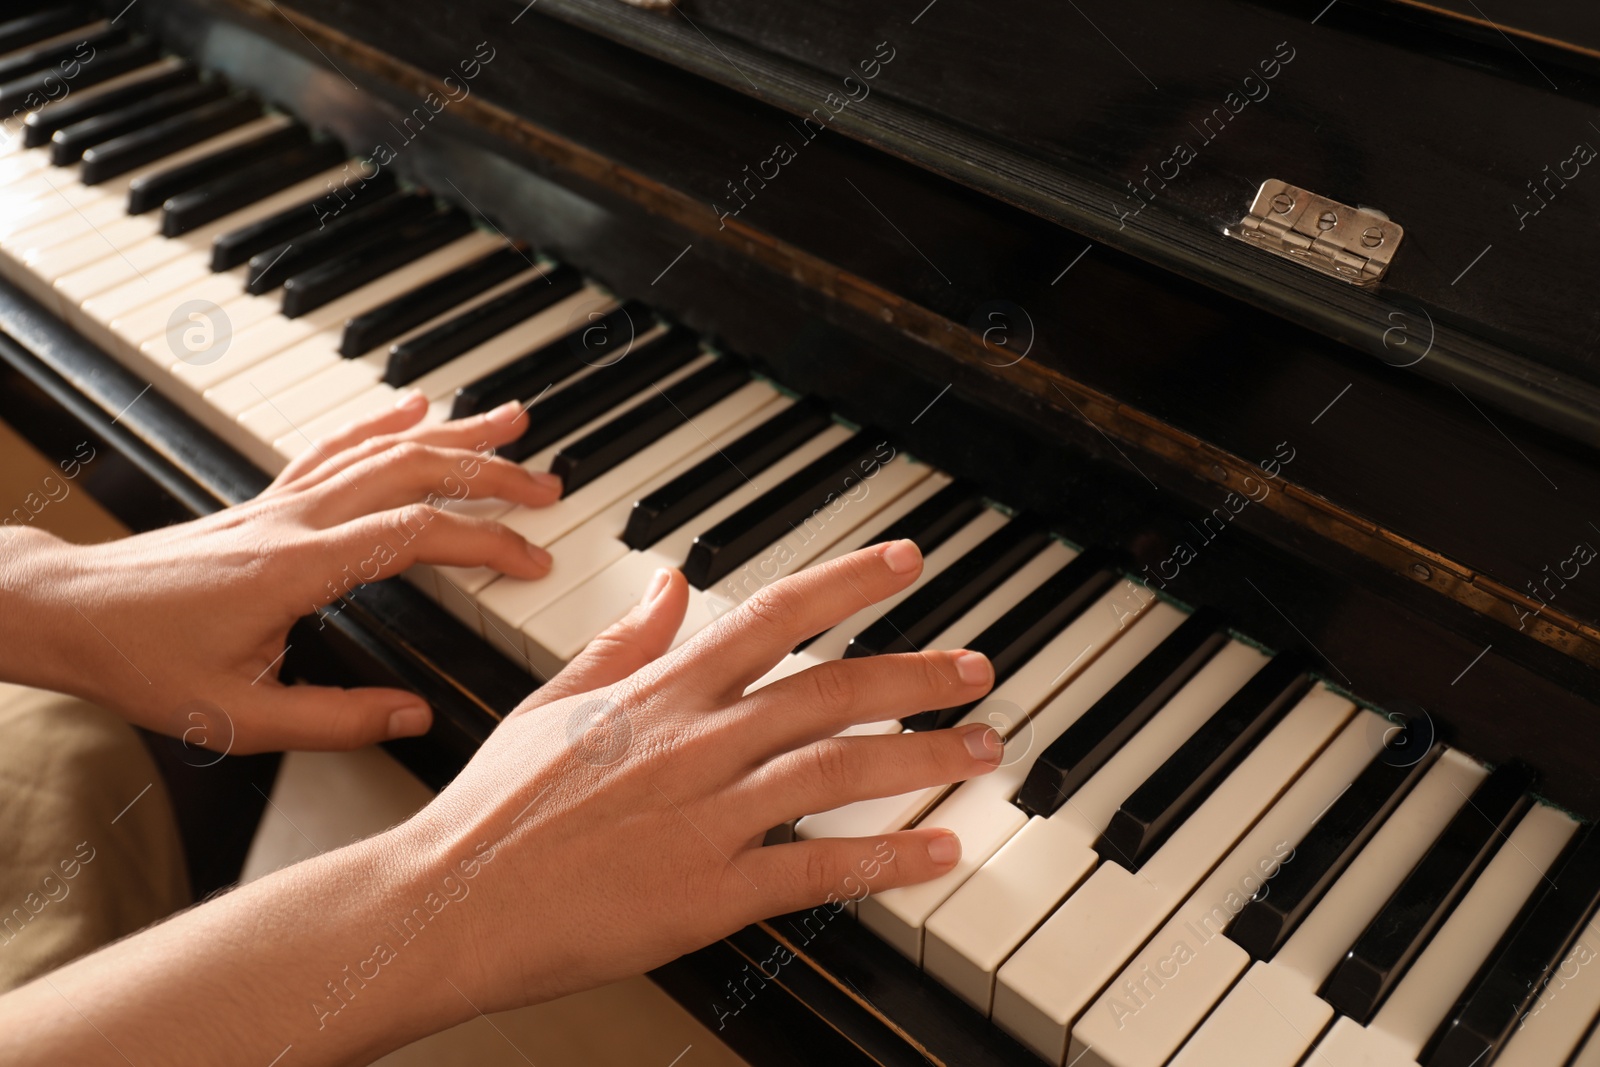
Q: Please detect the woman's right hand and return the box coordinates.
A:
[405,539,1003,1014]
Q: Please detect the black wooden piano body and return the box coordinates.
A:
[2,1,1599,1064]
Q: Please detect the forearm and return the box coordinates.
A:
[0,827,482,1067]
[0,526,83,699]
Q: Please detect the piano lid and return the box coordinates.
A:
[530,0,1600,448]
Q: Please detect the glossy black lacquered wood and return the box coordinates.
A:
[0,34,158,106]
[624,397,832,551]
[901,547,1119,733]
[21,59,196,145]
[142,0,1600,693]
[553,357,747,498]
[160,136,343,235]
[845,517,1051,661]
[1321,761,1537,1023]
[501,325,702,464]
[245,190,427,293]
[0,8,95,56]
[1096,651,1311,869]
[340,244,525,358]
[1229,741,1440,962]
[1015,608,1232,817]
[127,119,306,213]
[81,94,261,184]
[279,207,470,318]
[683,429,891,590]
[49,78,223,163]
[212,169,394,271]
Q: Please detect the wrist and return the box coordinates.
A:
[0,527,86,699]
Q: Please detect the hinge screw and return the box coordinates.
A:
[1317,210,1338,231]
[1271,193,1295,214]
[1361,226,1384,248]
[1410,563,1432,581]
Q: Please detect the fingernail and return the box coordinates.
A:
[387,704,430,738]
[394,388,426,411]
[953,650,992,687]
[642,568,671,605]
[491,399,523,420]
[962,724,1003,763]
[883,538,920,574]
[926,831,960,867]
[526,541,552,568]
[528,470,562,492]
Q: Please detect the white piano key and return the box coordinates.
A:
[1571,1018,1600,1067]
[52,118,302,304]
[1168,748,1486,1067]
[1495,921,1600,1067]
[270,286,613,465]
[856,590,1221,966]
[992,686,1353,1065]
[43,165,350,326]
[429,380,784,628]
[1307,803,1575,1067]
[200,232,508,420]
[921,605,1233,1012]
[777,507,1012,680]
[1067,708,1388,1067]
[501,418,860,666]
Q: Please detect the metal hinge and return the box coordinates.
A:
[1226,179,1403,288]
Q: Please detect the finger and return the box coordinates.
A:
[231,684,432,753]
[280,397,532,496]
[302,442,560,526]
[736,648,993,753]
[738,828,962,920]
[739,725,1001,826]
[268,388,431,491]
[315,504,551,592]
[682,539,924,700]
[515,569,689,713]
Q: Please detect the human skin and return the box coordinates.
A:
[0,392,1000,1064]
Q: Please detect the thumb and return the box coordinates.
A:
[520,568,689,711]
[234,684,433,753]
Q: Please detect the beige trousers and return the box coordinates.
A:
[0,682,189,991]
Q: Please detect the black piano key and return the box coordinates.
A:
[681,429,891,590]
[901,547,1120,733]
[623,398,832,551]
[445,291,632,417]
[1424,825,1600,1067]
[278,208,471,318]
[395,265,585,389]
[1228,738,1441,962]
[500,326,704,464]
[842,517,1052,661]
[80,95,261,185]
[1014,608,1230,818]
[211,169,395,272]
[21,59,196,146]
[159,137,345,236]
[1320,760,1538,1024]
[790,479,985,655]
[127,120,307,214]
[553,357,748,500]
[0,8,95,56]
[1094,653,1314,870]
[339,244,526,357]
[49,79,224,164]
[0,33,157,108]
[245,192,433,293]
[0,21,122,85]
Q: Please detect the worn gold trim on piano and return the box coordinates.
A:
[227,0,1600,673]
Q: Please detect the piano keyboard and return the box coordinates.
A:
[3,13,1599,1067]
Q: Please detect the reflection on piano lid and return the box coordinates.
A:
[1,2,1599,1066]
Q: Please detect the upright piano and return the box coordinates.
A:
[2,1,1600,1065]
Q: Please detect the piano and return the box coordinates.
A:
[2,1,1599,1065]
